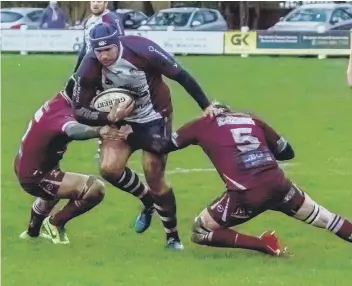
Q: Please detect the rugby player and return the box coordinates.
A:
[69,22,221,250]
[15,91,127,244]
[117,104,352,256]
[73,1,124,72]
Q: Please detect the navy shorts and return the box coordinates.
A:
[123,116,172,151]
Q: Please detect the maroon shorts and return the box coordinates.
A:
[207,176,305,227]
[14,156,65,200]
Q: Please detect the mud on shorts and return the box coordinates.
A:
[14,160,65,200]
[96,116,172,157]
[207,177,306,228]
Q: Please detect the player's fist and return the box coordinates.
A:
[98,125,121,140]
[202,104,222,118]
[107,101,135,123]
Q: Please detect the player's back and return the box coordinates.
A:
[15,92,76,181]
[196,112,284,190]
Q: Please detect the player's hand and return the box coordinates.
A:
[98,125,121,141]
[202,104,222,119]
[115,124,133,140]
[107,101,135,123]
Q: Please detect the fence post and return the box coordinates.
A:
[20,25,28,55]
[317,26,326,60]
[241,26,249,58]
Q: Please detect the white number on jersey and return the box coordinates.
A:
[21,105,45,142]
[230,127,260,152]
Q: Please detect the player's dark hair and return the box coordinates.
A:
[213,103,231,113]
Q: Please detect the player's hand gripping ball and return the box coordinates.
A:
[92,88,136,123]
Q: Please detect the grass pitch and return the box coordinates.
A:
[2,55,352,286]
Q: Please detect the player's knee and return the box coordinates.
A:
[190,216,211,245]
[294,193,333,229]
[144,157,169,193]
[81,177,105,204]
[99,162,124,182]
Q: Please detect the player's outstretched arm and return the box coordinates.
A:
[127,38,211,110]
[64,122,120,141]
[127,132,178,154]
[118,118,201,153]
[347,49,352,87]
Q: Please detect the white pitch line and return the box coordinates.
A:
[136,162,295,177]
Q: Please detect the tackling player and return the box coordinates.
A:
[15,91,125,244]
[117,104,352,256]
[69,23,221,250]
[73,1,124,72]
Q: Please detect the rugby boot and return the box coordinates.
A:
[165,238,184,251]
[42,217,70,244]
[134,206,155,234]
[19,230,50,240]
[259,231,287,256]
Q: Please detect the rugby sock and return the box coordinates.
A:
[207,229,269,254]
[107,167,154,208]
[153,189,180,242]
[327,215,352,243]
[28,198,58,237]
[50,199,99,227]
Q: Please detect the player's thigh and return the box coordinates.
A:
[39,169,103,201]
[141,116,172,191]
[99,139,132,176]
[272,181,306,217]
[206,191,264,228]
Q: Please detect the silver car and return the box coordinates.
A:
[0,7,44,29]
[138,7,228,31]
[269,3,352,32]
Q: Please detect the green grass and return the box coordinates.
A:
[2,55,352,286]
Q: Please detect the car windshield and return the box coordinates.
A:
[1,11,23,23]
[285,8,328,22]
[146,11,192,26]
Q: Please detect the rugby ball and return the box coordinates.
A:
[92,88,136,113]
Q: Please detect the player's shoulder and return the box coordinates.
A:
[121,35,151,46]
[77,51,101,76]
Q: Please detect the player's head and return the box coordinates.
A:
[89,23,119,66]
[90,1,108,15]
[49,1,57,8]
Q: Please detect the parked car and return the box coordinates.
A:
[329,18,352,30]
[138,7,228,31]
[268,3,352,32]
[0,7,44,29]
[116,9,149,30]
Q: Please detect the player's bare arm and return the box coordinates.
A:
[64,122,120,141]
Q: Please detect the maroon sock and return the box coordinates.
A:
[208,229,269,254]
[335,219,352,243]
[27,198,58,237]
[153,189,180,242]
[50,199,98,227]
